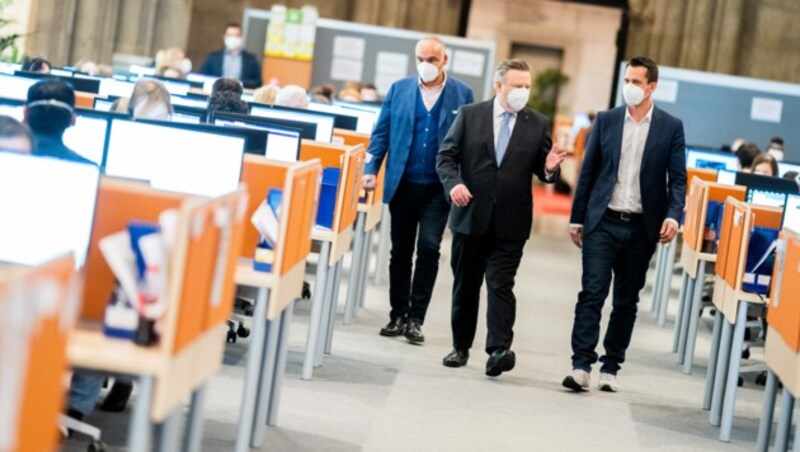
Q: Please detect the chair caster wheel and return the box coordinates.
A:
[226,330,237,343]
[302,281,312,299]
[244,306,255,316]
[738,376,744,387]
[756,372,768,386]
[237,325,250,338]
[741,349,750,360]
[88,440,108,452]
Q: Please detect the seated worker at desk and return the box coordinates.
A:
[199,23,262,89]
[23,79,93,165]
[0,115,33,153]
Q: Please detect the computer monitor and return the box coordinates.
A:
[214,111,317,141]
[153,77,191,96]
[0,97,24,121]
[63,110,112,166]
[307,102,364,132]
[779,161,800,178]
[0,151,100,267]
[171,95,208,109]
[686,148,739,171]
[214,115,301,160]
[783,194,800,234]
[0,75,38,101]
[50,68,74,77]
[105,118,245,197]
[747,188,788,208]
[171,105,207,124]
[0,62,20,75]
[334,101,380,134]
[14,71,102,94]
[717,169,737,185]
[250,104,334,143]
[735,171,800,198]
[99,79,136,98]
[93,97,114,112]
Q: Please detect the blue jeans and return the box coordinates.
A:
[68,372,104,416]
[570,214,657,374]
[387,180,450,323]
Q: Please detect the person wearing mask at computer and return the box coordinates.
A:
[363,36,474,344]
[21,56,51,74]
[361,83,379,103]
[767,136,785,161]
[23,79,92,165]
[199,23,262,89]
[155,47,192,79]
[0,116,33,153]
[735,143,761,171]
[128,79,173,120]
[275,84,309,109]
[751,152,779,177]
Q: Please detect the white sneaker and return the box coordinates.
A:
[598,372,620,392]
[562,369,591,392]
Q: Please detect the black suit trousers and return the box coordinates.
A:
[450,228,526,354]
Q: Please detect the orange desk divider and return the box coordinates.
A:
[70,178,249,422]
[0,254,79,452]
[300,140,366,265]
[334,129,386,228]
[237,155,323,318]
[75,91,96,109]
[767,230,800,353]
[688,167,718,184]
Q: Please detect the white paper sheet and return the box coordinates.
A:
[333,36,366,59]
[452,50,485,77]
[751,97,783,123]
[331,58,364,82]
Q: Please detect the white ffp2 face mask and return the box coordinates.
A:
[623,83,646,107]
[417,62,439,83]
[225,36,243,51]
[506,88,530,112]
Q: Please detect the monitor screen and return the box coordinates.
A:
[686,148,738,171]
[783,194,800,233]
[171,95,208,109]
[94,98,114,112]
[0,75,38,101]
[0,101,24,121]
[250,105,334,143]
[100,79,135,98]
[0,151,100,267]
[63,114,109,165]
[105,119,245,197]
[157,79,191,96]
[779,161,800,178]
[747,188,787,208]
[717,169,737,185]
[0,62,20,75]
[735,171,800,197]
[335,102,380,134]
[266,129,302,163]
[214,111,317,141]
[171,112,202,124]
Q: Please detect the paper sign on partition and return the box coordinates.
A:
[751,97,783,123]
[452,50,485,77]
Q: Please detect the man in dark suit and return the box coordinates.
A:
[363,37,474,344]
[563,56,686,393]
[437,59,566,377]
[199,23,262,89]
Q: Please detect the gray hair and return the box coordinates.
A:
[275,84,309,109]
[415,36,446,57]
[493,59,531,84]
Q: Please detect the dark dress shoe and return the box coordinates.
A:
[485,349,516,377]
[404,319,425,344]
[99,380,133,412]
[379,317,406,337]
[443,349,469,367]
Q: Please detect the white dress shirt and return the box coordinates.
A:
[419,73,447,111]
[608,103,654,213]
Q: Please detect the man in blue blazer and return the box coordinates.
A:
[199,23,262,89]
[563,57,686,393]
[363,36,474,344]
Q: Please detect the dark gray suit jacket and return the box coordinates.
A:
[437,99,556,241]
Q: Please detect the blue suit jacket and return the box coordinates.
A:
[365,75,474,203]
[199,49,262,89]
[570,105,687,241]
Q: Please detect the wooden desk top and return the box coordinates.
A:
[68,326,168,375]
[235,259,277,289]
[765,326,800,396]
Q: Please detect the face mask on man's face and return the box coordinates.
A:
[417,62,440,83]
[225,36,243,51]
[623,82,646,107]
[505,87,530,112]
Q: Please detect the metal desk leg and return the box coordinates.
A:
[157,408,182,452]
[325,260,343,354]
[650,243,665,314]
[720,300,749,442]
[775,390,795,452]
[315,254,337,366]
[303,241,331,380]
[677,273,696,363]
[235,287,269,452]
[373,205,390,285]
[710,318,733,426]
[703,310,723,410]
[344,212,366,325]
[128,374,154,452]
[672,272,690,353]
[251,313,280,448]
[183,384,207,452]
[792,405,800,452]
[756,370,778,452]
[268,302,294,426]
[657,239,677,327]
[357,230,373,309]
[682,260,707,374]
